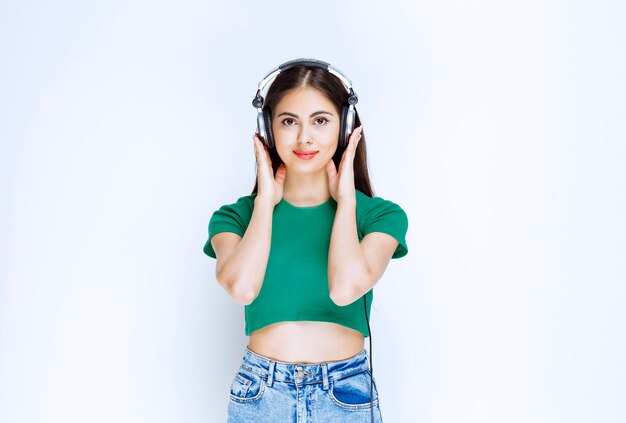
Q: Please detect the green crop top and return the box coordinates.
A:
[203,189,409,336]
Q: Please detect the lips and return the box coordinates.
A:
[294,151,318,160]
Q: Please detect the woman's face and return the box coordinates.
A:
[272,86,341,174]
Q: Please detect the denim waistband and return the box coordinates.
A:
[240,347,370,389]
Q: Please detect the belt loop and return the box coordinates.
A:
[266,361,275,387]
[321,363,329,390]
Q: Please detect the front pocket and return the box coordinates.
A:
[229,368,266,403]
[329,370,379,411]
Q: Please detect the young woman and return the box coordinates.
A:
[203,59,408,422]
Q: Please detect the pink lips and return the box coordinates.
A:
[294,151,318,160]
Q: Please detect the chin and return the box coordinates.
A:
[286,163,326,174]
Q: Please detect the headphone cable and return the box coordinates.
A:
[364,294,374,423]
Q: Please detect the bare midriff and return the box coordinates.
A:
[247,321,365,364]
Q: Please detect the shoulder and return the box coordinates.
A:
[214,193,257,214]
[229,193,257,208]
[208,193,258,230]
[355,189,407,218]
[204,193,257,258]
[355,189,409,259]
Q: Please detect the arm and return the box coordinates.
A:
[211,133,285,306]
[211,197,274,305]
[327,199,400,306]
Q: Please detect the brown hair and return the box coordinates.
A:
[251,65,374,197]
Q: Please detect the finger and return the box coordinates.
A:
[342,133,357,165]
[275,164,287,186]
[347,126,363,155]
[253,135,269,163]
[253,135,259,160]
[263,146,273,168]
[254,136,270,174]
[253,133,270,159]
[253,135,263,164]
[338,148,348,173]
[326,160,339,187]
[326,159,337,179]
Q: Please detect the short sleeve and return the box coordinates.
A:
[203,195,254,259]
[359,194,409,259]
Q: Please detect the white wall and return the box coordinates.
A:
[1,0,625,422]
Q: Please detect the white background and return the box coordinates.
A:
[1,0,625,422]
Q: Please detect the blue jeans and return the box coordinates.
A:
[227,347,384,422]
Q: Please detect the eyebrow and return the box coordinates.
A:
[275,110,335,118]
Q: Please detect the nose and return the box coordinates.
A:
[298,127,312,144]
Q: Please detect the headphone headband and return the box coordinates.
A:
[255,58,354,99]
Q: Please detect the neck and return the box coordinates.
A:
[282,168,331,206]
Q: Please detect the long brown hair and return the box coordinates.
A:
[251,64,374,197]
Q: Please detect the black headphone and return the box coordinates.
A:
[252,58,359,150]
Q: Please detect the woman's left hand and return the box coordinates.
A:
[326,126,363,203]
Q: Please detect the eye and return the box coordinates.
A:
[281,118,296,126]
[314,117,329,125]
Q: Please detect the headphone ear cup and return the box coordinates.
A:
[262,109,274,149]
[256,109,267,145]
[339,106,349,148]
[344,105,355,146]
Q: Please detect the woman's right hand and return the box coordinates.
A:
[253,133,286,206]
